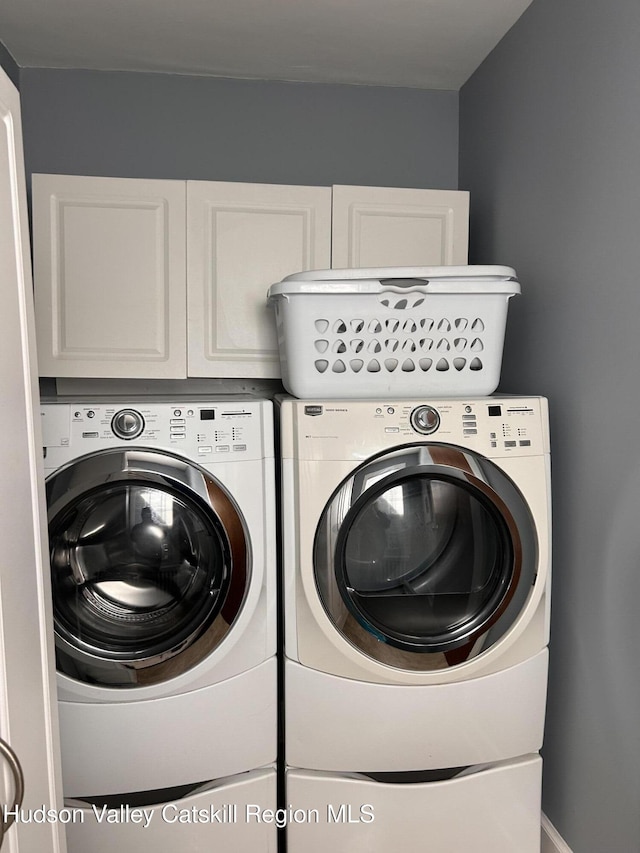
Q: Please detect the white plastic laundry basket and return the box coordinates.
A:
[267,266,520,400]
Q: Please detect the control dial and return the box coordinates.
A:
[410,405,440,435]
[111,409,145,441]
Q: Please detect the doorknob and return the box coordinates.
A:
[0,737,24,849]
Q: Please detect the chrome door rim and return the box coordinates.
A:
[46,448,250,687]
[313,443,537,669]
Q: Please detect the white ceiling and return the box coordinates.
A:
[0,0,533,90]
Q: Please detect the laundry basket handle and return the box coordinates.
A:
[379,277,430,293]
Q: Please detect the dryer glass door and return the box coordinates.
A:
[314,444,537,669]
[46,448,249,687]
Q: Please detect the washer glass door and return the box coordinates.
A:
[314,444,537,670]
[47,448,249,687]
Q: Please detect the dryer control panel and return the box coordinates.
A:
[41,398,272,470]
[284,396,550,461]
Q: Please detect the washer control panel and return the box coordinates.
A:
[41,399,270,467]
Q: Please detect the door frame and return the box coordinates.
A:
[0,65,67,851]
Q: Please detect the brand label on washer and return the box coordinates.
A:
[304,405,323,417]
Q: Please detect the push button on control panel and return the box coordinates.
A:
[462,410,478,436]
[170,417,186,439]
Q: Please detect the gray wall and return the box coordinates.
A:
[19,69,459,191]
[0,40,19,89]
[460,0,640,849]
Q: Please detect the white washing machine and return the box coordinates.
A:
[280,395,550,772]
[40,397,277,817]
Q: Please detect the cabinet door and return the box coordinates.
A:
[33,174,187,378]
[187,181,331,378]
[0,68,67,852]
[331,185,469,268]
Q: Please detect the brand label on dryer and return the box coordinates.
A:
[304,405,323,417]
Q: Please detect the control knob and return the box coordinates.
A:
[111,409,145,440]
[410,405,440,435]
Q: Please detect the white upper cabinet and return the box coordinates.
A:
[187,181,331,377]
[33,174,187,378]
[32,177,469,380]
[331,185,469,268]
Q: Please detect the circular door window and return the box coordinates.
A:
[314,444,537,670]
[47,449,249,688]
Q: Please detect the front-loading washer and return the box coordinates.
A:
[40,397,277,806]
[279,395,551,772]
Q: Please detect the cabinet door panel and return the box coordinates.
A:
[331,185,469,268]
[33,175,186,378]
[187,181,331,378]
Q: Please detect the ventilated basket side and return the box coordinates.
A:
[271,291,513,400]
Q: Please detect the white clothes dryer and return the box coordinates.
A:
[280,396,551,772]
[41,398,277,800]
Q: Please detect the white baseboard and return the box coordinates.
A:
[541,813,572,852]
